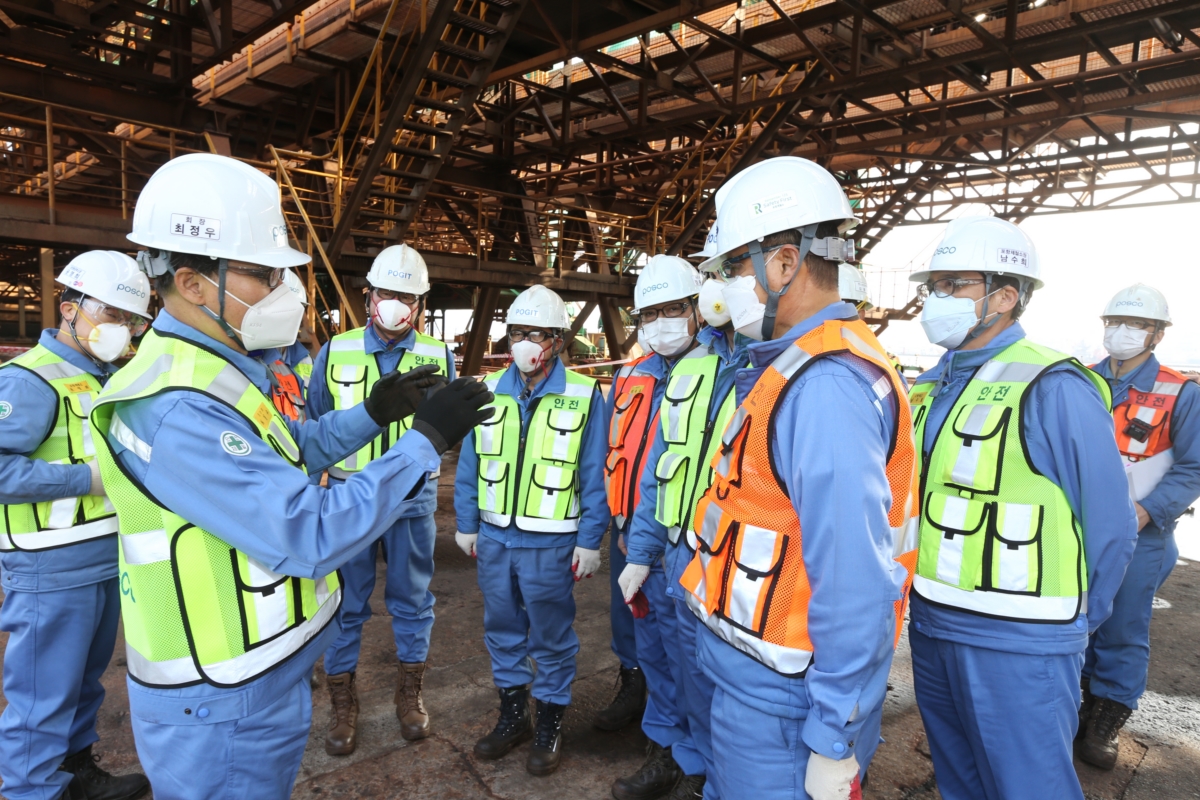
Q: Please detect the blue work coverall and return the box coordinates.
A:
[909,323,1137,800]
[454,359,608,704]
[0,330,118,800]
[105,311,440,800]
[1084,354,1200,708]
[307,323,456,673]
[694,303,906,799]
[625,325,743,783]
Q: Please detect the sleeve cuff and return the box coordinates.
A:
[69,463,95,497]
[393,428,442,473]
[801,713,858,761]
[344,403,385,439]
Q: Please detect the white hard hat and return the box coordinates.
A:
[366,244,430,295]
[507,285,568,329]
[1103,283,1171,326]
[635,255,703,312]
[282,268,307,306]
[128,153,309,273]
[838,264,871,306]
[56,251,151,317]
[910,216,1042,289]
[698,157,858,273]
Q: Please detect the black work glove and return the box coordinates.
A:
[411,377,495,454]
[363,364,441,427]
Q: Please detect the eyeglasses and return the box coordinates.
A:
[508,327,552,343]
[917,278,985,300]
[638,300,694,324]
[716,247,781,281]
[227,265,284,289]
[373,288,420,305]
[1103,318,1155,331]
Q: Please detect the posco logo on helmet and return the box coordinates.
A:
[117,283,147,299]
[1115,300,1144,308]
[511,307,538,316]
[640,282,670,296]
[934,246,957,256]
[386,270,413,280]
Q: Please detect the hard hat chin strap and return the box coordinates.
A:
[749,223,819,341]
[198,260,247,348]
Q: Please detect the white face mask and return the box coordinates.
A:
[722,275,768,341]
[698,280,731,327]
[85,324,132,362]
[373,298,413,333]
[641,317,694,357]
[204,276,305,352]
[511,340,548,374]
[1103,324,1151,361]
[919,289,1001,350]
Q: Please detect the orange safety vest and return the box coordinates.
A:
[605,355,660,530]
[268,359,307,423]
[1104,364,1187,461]
[680,319,919,676]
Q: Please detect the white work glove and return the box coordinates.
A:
[804,752,861,800]
[618,563,651,603]
[87,459,106,497]
[571,547,601,581]
[455,531,477,558]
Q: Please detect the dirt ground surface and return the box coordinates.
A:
[3,451,1200,799]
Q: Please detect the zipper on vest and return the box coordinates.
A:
[513,396,543,518]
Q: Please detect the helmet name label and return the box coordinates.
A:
[750,191,798,216]
[170,214,221,241]
[997,248,1027,267]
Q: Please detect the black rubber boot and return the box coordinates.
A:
[594,666,647,731]
[612,741,683,800]
[475,685,533,760]
[664,773,705,800]
[53,774,87,800]
[1077,676,1095,742]
[526,699,567,776]
[1077,696,1133,770]
[61,745,150,800]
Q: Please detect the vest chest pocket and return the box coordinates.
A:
[476,405,509,456]
[331,364,368,410]
[233,553,302,650]
[990,502,1043,595]
[478,458,511,514]
[525,464,579,520]
[64,391,99,462]
[543,409,586,463]
[609,390,645,448]
[654,451,691,532]
[921,493,988,591]
[663,374,704,444]
[941,404,1010,494]
[1118,405,1170,457]
[722,524,787,636]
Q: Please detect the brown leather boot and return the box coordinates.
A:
[324,672,359,756]
[396,661,431,740]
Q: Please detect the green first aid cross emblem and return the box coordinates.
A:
[220,431,252,456]
[0,401,11,419]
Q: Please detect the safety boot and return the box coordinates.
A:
[1077,676,1095,742]
[526,699,567,776]
[61,745,150,800]
[612,740,682,800]
[475,685,533,759]
[395,661,431,740]
[594,666,647,731]
[53,774,86,800]
[324,672,359,756]
[1077,696,1133,770]
[663,774,705,800]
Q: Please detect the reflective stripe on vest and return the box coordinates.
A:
[90,330,340,688]
[604,356,659,530]
[650,345,724,546]
[268,360,307,422]
[475,370,598,533]
[325,328,449,477]
[911,340,1111,623]
[0,346,117,551]
[679,319,919,676]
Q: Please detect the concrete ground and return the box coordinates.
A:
[3,453,1200,799]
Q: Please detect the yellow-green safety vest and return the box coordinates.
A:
[90,330,341,688]
[324,327,449,479]
[293,356,313,388]
[0,345,117,551]
[652,344,738,548]
[475,369,598,533]
[910,339,1111,623]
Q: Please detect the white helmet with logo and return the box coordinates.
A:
[506,285,569,330]
[698,157,858,273]
[56,251,151,317]
[1103,283,1171,326]
[366,244,430,295]
[128,153,310,275]
[635,255,703,312]
[910,216,1042,289]
[838,264,871,307]
[282,268,308,306]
